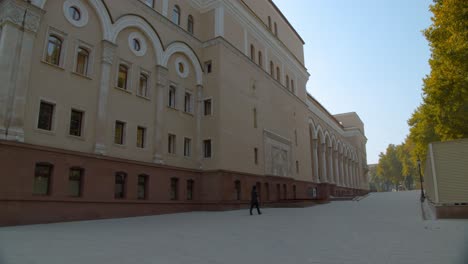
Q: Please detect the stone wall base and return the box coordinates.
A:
[0,141,368,226]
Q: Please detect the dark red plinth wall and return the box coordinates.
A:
[0,141,368,226]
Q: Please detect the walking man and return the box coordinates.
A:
[250,185,262,215]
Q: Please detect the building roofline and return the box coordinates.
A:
[307,93,343,128]
[268,0,305,44]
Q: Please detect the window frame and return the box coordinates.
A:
[43,28,67,68]
[184,137,192,157]
[184,90,193,114]
[203,98,213,116]
[250,44,255,62]
[117,62,131,91]
[136,126,146,148]
[137,174,149,200]
[137,70,150,98]
[172,5,181,25]
[114,120,126,145]
[37,100,56,132]
[186,179,194,200]
[187,15,194,34]
[68,167,84,197]
[33,163,53,196]
[203,139,212,159]
[168,134,176,154]
[170,177,179,200]
[168,85,177,108]
[114,172,127,199]
[258,51,263,67]
[69,108,84,137]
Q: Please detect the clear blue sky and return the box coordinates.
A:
[274,0,433,164]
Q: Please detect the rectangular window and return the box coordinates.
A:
[75,47,89,75]
[203,139,212,158]
[137,126,146,148]
[69,109,84,137]
[69,168,83,197]
[235,180,241,200]
[187,179,194,200]
[139,74,148,97]
[170,177,179,200]
[204,61,212,73]
[204,99,212,116]
[33,163,53,195]
[169,86,176,108]
[114,121,125,145]
[276,184,281,200]
[168,134,176,154]
[254,148,258,165]
[184,92,192,113]
[138,175,148,200]
[38,101,54,131]
[115,172,126,199]
[184,137,191,157]
[296,160,299,174]
[117,64,129,90]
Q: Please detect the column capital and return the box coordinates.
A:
[101,40,117,65]
[0,0,44,33]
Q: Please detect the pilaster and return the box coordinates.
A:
[94,40,117,155]
[0,0,43,141]
[153,65,169,164]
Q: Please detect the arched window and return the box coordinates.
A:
[187,179,194,200]
[138,174,148,200]
[274,22,278,36]
[268,16,272,30]
[75,47,89,75]
[172,5,180,25]
[276,66,281,82]
[291,79,295,94]
[46,35,62,66]
[286,75,290,89]
[187,15,194,34]
[258,51,263,67]
[250,44,255,62]
[117,64,129,90]
[270,61,274,76]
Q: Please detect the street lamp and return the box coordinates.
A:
[417,157,425,202]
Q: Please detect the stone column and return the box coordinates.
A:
[93,40,117,155]
[328,146,334,184]
[340,154,345,187]
[320,143,327,183]
[0,0,43,140]
[312,139,320,183]
[196,84,203,169]
[334,149,339,186]
[152,66,169,164]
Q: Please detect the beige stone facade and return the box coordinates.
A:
[0,0,368,225]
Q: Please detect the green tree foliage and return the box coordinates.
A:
[377,144,404,186]
[408,0,468,161]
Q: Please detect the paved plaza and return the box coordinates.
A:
[0,191,467,264]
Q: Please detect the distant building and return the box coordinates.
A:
[424,139,468,219]
[0,0,368,226]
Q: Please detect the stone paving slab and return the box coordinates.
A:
[0,191,467,264]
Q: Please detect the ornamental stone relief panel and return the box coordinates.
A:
[263,130,291,177]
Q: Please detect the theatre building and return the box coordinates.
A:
[0,0,369,226]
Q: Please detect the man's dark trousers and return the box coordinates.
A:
[250,201,261,215]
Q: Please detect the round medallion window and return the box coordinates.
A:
[175,57,189,78]
[63,0,89,27]
[128,32,147,57]
[133,39,141,51]
[69,6,81,21]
